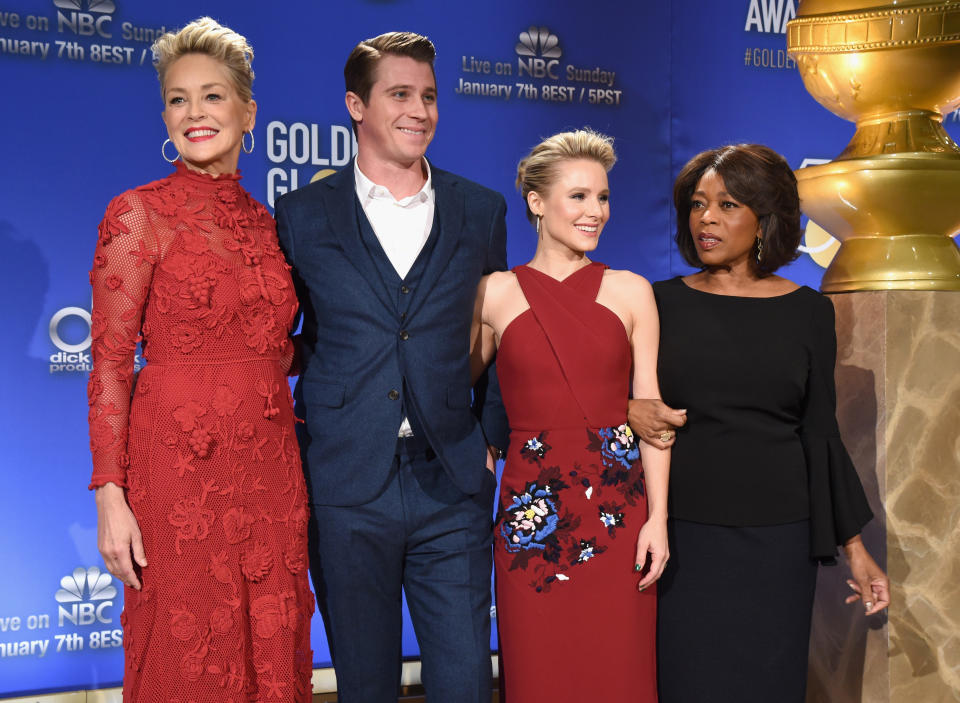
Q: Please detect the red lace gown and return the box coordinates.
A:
[88,163,313,702]
[494,263,657,702]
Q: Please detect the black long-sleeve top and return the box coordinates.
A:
[654,277,873,560]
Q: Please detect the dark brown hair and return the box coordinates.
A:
[344,31,436,131]
[673,144,801,276]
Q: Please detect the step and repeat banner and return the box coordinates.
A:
[2,0,959,697]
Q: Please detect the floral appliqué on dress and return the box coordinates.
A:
[497,426,644,593]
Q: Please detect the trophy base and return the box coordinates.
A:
[796,154,960,291]
[822,234,960,292]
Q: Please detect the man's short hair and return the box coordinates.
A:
[344,31,437,105]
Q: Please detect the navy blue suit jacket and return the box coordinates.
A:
[275,162,508,506]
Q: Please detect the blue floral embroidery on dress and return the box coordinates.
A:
[575,538,604,564]
[519,432,552,462]
[498,427,643,593]
[500,482,560,552]
[598,503,625,537]
[525,437,545,455]
[597,424,640,469]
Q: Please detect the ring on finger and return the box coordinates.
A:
[659,431,672,442]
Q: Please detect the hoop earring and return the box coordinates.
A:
[161,138,180,164]
[755,235,764,264]
[242,130,254,154]
[536,215,541,236]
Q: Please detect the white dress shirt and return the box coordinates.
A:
[354,160,435,279]
[354,160,435,437]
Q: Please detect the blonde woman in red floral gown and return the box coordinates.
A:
[471,130,669,701]
[88,18,312,701]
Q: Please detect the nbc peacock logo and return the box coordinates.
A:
[56,566,118,626]
[516,26,561,80]
[515,26,561,59]
[54,0,116,40]
[53,0,115,12]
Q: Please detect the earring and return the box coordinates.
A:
[755,235,764,264]
[536,215,541,236]
[161,138,180,164]
[242,130,254,154]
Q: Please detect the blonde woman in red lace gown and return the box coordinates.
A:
[471,130,670,701]
[87,18,312,701]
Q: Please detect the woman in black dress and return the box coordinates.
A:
[629,144,889,702]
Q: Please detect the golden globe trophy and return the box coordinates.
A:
[788,3,960,702]
[787,0,960,291]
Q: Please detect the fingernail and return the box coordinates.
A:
[633,564,642,572]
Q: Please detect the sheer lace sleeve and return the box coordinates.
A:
[88,191,159,489]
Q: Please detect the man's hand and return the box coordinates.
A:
[485,444,502,475]
[628,399,686,449]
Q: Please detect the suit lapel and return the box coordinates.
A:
[404,166,465,322]
[321,164,394,314]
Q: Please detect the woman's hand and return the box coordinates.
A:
[634,516,669,592]
[95,483,147,590]
[628,399,686,449]
[843,535,890,615]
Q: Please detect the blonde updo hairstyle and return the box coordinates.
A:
[516,129,617,225]
[152,17,255,103]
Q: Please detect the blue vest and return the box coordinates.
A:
[354,196,440,442]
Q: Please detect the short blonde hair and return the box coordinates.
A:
[516,129,617,224]
[152,17,255,102]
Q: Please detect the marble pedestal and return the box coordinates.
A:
[806,291,960,703]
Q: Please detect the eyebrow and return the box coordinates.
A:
[692,190,731,197]
[165,82,229,94]
[383,83,436,93]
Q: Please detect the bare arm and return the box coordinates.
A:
[470,275,502,473]
[627,276,671,590]
[469,274,499,386]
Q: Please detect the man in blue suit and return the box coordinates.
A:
[274,31,508,702]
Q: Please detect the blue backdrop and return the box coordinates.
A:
[2,0,959,696]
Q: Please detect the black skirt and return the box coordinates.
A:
[657,519,818,703]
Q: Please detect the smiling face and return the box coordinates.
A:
[688,169,761,269]
[161,53,256,176]
[528,158,610,254]
[346,54,437,171]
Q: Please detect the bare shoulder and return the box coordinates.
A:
[480,270,519,303]
[484,269,517,291]
[602,268,654,298]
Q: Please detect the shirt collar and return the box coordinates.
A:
[354,158,433,207]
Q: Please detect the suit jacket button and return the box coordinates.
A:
[400,285,411,294]
[388,389,399,401]
[399,330,409,341]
